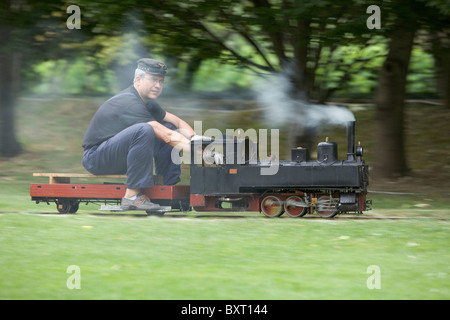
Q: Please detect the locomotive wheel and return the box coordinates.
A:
[179,200,191,212]
[260,195,284,217]
[284,196,307,218]
[316,195,338,218]
[56,199,79,214]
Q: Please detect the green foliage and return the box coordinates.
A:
[20,0,443,99]
[27,40,437,98]
[407,46,436,96]
[192,60,258,92]
[31,58,117,95]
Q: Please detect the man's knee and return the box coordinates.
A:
[133,123,156,142]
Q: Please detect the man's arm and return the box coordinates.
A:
[163,112,195,139]
[146,120,191,153]
[147,110,195,153]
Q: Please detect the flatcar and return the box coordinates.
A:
[30,120,371,218]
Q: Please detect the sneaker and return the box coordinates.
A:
[120,193,161,211]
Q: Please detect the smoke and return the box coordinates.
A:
[254,72,355,128]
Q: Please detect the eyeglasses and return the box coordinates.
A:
[145,76,165,85]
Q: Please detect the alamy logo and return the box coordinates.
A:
[366,5,381,29]
[171,121,280,175]
[66,265,81,289]
[66,5,81,29]
[366,265,381,289]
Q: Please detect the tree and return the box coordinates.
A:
[131,0,372,151]
[374,23,415,178]
[432,30,450,109]
[141,0,369,100]
[137,0,449,177]
[373,0,450,178]
[0,0,77,157]
[0,1,24,157]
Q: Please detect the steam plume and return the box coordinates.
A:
[254,72,355,128]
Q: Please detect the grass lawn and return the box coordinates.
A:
[0,97,449,300]
[1,211,448,300]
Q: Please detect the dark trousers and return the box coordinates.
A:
[82,122,181,189]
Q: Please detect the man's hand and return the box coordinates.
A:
[191,135,213,142]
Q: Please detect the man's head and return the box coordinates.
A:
[134,58,167,101]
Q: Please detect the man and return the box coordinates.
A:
[82,58,195,210]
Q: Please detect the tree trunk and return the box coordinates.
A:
[374,27,415,179]
[442,57,450,109]
[0,27,23,157]
[184,56,203,91]
[432,31,450,109]
[291,18,312,101]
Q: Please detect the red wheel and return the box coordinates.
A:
[316,195,338,218]
[284,196,307,218]
[260,195,284,217]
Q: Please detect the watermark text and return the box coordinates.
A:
[66,265,81,289]
[366,265,381,289]
[66,5,81,29]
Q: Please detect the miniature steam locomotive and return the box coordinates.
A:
[30,121,370,218]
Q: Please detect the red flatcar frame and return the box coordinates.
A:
[30,173,191,213]
[30,183,190,200]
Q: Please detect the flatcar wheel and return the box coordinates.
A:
[56,199,79,214]
[260,195,284,217]
[316,195,338,218]
[284,196,307,218]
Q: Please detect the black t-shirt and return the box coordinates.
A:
[82,85,166,149]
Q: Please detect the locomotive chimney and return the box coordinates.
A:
[347,121,355,161]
